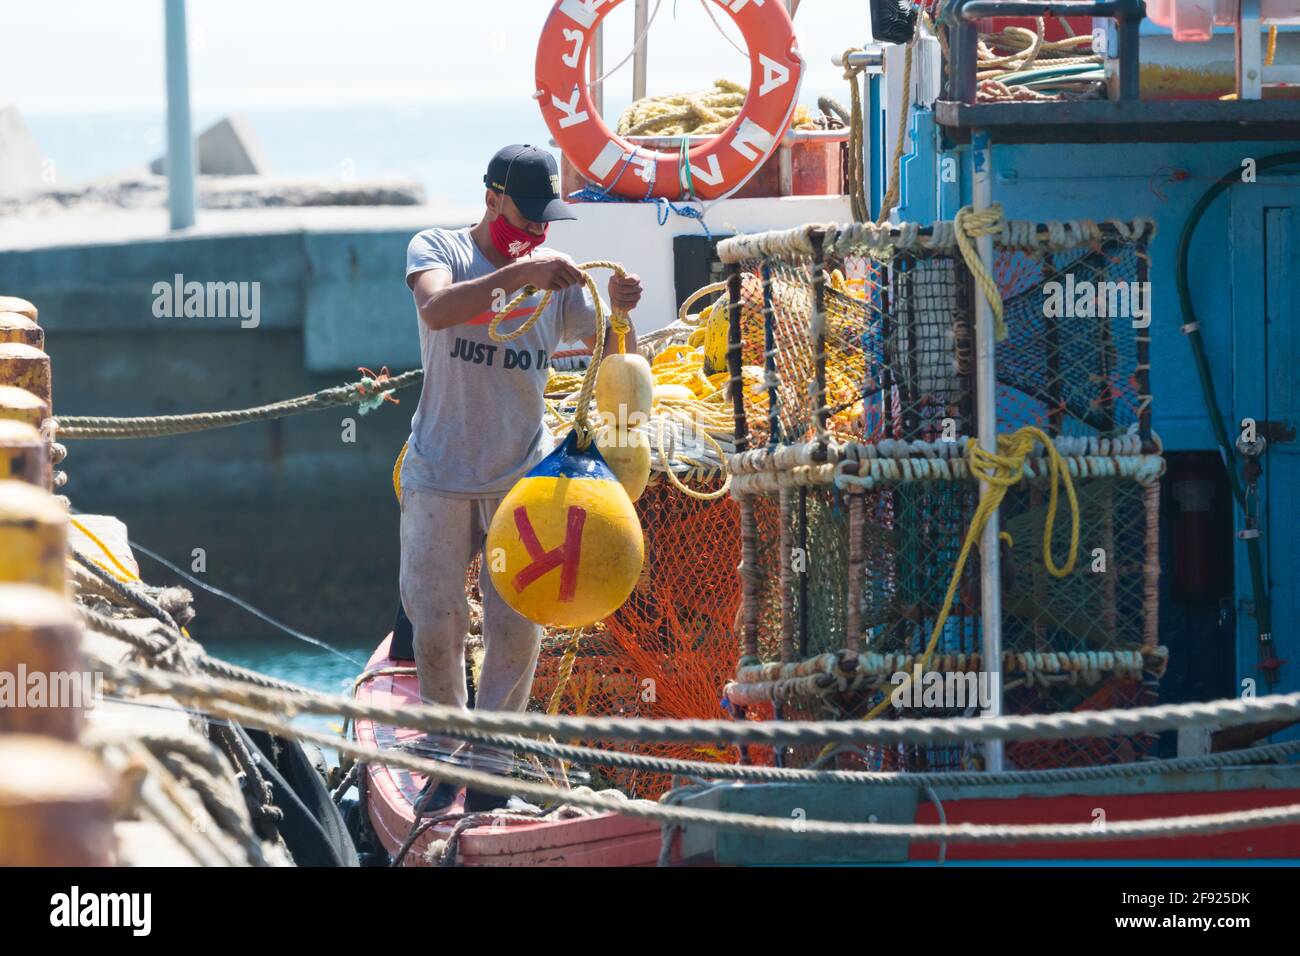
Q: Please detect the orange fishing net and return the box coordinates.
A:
[530,474,755,798]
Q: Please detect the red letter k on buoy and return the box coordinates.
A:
[511,505,586,602]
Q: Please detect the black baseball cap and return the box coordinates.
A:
[484,144,577,223]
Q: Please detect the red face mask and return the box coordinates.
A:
[489,212,547,259]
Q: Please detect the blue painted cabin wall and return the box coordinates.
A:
[890,127,1300,706]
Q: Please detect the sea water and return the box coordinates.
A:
[24,101,592,206]
[202,632,379,764]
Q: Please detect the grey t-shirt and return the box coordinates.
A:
[402,226,599,498]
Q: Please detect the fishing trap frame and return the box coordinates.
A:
[716,215,1168,772]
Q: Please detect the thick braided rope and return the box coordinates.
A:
[725,217,1154,264]
[76,602,312,698]
[488,260,630,448]
[616,79,746,137]
[185,694,1300,844]
[953,202,1007,340]
[71,549,181,633]
[841,48,869,223]
[404,722,1300,789]
[55,369,422,439]
[677,280,728,324]
[654,410,731,501]
[96,656,1300,749]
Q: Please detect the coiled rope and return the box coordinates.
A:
[616,79,748,137]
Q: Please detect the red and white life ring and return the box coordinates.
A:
[535,0,804,203]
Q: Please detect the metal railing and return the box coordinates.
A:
[940,0,1146,102]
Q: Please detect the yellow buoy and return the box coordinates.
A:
[701,298,731,376]
[486,432,643,627]
[596,427,651,503]
[594,352,653,429]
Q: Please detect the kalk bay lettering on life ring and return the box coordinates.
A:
[535,0,804,202]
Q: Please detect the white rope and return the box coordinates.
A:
[97,655,1300,750]
[718,219,1158,264]
[205,695,1300,845]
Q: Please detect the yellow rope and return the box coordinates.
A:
[546,630,584,716]
[615,80,819,139]
[1267,25,1278,67]
[490,260,631,449]
[677,281,728,324]
[70,516,194,640]
[653,409,732,501]
[617,79,747,137]
[953,203,1007,340]
[842,426,1079,731]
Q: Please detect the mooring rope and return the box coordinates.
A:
[95,656,1300,750]
[86,627,1275,791]
[176,694,1300,844]
[54,368,422,440]
[400,723,1300,789]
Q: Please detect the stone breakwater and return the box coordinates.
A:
[0,172,426,217]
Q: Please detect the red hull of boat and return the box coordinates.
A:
[354,636,664,867]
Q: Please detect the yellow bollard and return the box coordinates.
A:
[0,420,50,488]
[0,584,87,740]
[0,343,51,408]
[0,480,67,593]
[0,296,37,322]
[0,385,49,430]
[0,735,115,866]
[0,312,43,350]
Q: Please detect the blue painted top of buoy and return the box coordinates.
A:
[526,430,616,481]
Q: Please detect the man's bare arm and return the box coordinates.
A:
[409,264,527,332]
[409,255,586,332]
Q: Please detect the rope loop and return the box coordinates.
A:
[845,426,1080,731]
[488,260,629,449]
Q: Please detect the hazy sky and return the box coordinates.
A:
[3,1,866,114]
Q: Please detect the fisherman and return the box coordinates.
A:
[399,144,641,814]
